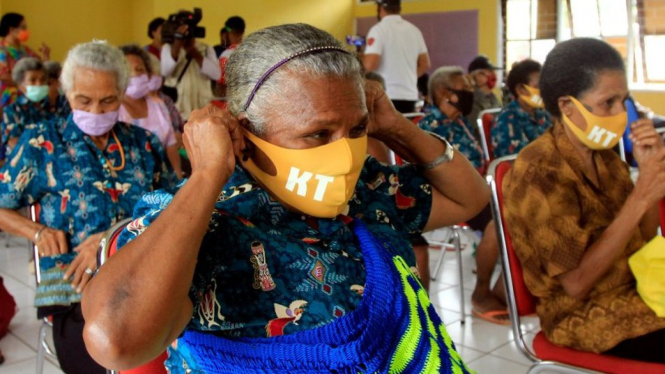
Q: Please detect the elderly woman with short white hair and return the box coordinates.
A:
[84,24,488,374]
[0,41,175,374]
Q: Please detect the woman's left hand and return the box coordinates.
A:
[39,43,50,61]
[629,118,664,166]
[365,80,401,140]
[64,232,104,293]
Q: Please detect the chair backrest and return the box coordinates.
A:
[488,155,539,361]
[29,204,42,285]
[97,218,133,268]
[477,108,502,163]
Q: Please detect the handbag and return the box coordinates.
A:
[629,235,665,317]
[161,55,193,103]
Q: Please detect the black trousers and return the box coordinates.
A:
[604,327,665,363]
[391,100,417,114]
[51,304,106,374]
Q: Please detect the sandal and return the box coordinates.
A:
[471,308,511,326]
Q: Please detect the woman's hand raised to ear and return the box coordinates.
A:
[364,79,402,140]
[630,118,664,166]
[184,105,245,182]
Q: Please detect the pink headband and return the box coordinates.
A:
[242,46,350,112]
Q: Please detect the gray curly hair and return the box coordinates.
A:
[226,23,364,135]
[61,41,130,94]
[12,57,44,85]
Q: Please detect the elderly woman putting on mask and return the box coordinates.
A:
[83,24,489,374]
[0,41,175,374]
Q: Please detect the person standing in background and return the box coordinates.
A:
[0,13,49,111]
[467,55,502,124]
[216,16,245,100]
[161,23,220,120]
[213,26,229,58]
[363,0,430,114]
[145,18,165,61]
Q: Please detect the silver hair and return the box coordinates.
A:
[12,57,44,84]
[226,23,364,135]
[428,66,465,104]
[60,41,129,94]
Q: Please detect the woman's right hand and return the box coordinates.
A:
[634,147,665,205]
[35,226,69,256]
[183,105,244,183]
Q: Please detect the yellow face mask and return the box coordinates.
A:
[562,96,628,150]
[519,85,544,109]
[241,130,368,219]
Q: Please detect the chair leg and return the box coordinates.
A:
[453,228,465,324]
[36,320,48,374]
[4,231,9,248]
[430,228,453,281]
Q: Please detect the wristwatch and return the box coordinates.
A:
[417,131,455,171]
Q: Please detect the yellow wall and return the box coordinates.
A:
[151,0,355,48]
[1,0,137,61]
[354,0,500,64]
[632,91,665,115]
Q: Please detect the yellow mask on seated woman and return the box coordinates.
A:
[562,96,627,150]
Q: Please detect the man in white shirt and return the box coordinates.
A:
[161,24,221,119]
[363,0,430,114]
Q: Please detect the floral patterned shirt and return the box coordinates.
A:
[0,39,39,110]
[0,115,176,307]
[2,94,71,153]
[117,157,434,373]
[490,100,552,158]
[418,107,486,173]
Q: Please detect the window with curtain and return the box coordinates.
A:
[504,0,665,84]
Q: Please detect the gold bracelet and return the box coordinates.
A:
[33,226,46,243]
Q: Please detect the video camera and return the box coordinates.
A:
[161,8,206,44]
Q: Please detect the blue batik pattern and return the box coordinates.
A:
[1,94,71,152]
[490,100,552,158]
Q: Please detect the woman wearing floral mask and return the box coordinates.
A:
[120,44,183,179]
[0,13,49,111]
[83,24,489,373]
[1,57,71,156]
[490,59,552,159]
[0,41,176,374]
[504,38,665,363]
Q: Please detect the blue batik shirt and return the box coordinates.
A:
[117,157,434,373]
[418,107,485,173]
[0,115,176,307]
[490,100,552,158]
[1,94,71,153]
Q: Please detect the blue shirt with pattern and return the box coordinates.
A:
[117,157,434,373]
[418,107,485,172]
[0,115,176,307]
[1,94,71,153]
[490,100,552,158]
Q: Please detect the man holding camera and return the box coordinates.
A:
[161,10,220,120]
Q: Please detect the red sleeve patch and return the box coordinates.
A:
[368,38,375,47]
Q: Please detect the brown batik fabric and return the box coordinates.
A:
[502,122,665,353]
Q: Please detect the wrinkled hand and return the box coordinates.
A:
[35,227,69,256]
[364,80,401,139]
[39,42,50,61]
[64,232,104,293]
[630,118,663,166]
[634,148,665,206]
[184,104,243,181]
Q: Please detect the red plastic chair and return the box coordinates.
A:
[488,155,665,374]
[97,219,169,374]
[476,108,502,163]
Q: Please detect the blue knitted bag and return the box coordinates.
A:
[181,219,472,373]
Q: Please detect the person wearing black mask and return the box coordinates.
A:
[419,66,485,173]
[467,55,502,124]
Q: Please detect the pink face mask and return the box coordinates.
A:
[125,74,150,99]
[147,75,163,92]
[72,109,119,136]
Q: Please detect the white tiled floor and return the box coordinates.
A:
[0,231,554,374]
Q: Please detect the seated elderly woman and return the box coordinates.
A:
[1,58,71,155]
[504,37,665,363]
[82,24,489,373]
[419,67,508,325]
[44,60,72,117]
[491,59,552,158]
[119,44,183,179]
[0,41,175,374]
